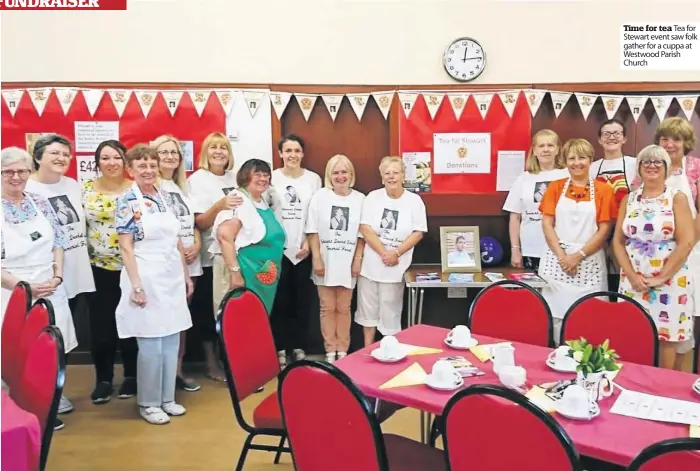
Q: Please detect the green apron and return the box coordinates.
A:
[237,194,286,314]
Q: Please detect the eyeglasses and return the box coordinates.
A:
[640,160,665,168]
[602,131,623,139]
[1,169,31,178]
[158,150,181,157]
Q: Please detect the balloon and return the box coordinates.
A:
[480,237,504,267]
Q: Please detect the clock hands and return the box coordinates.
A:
[462,45,482,62]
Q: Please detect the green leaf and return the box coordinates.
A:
[583,343,593,363]
[602,339,610,351]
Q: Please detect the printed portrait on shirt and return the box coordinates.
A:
[48,195,79,226]
[380,209,398,230]
[533,181,551,203]
[329,206,349,231]
[285,185,300,204]
[168,192,190,217]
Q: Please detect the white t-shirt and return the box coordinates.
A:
[25,176,95,298]
[270,168,322,265]
[186,169,238,267]
[306,188,365,289]
[159,178,202,277]
[360,189,428,283]
[502,169,569,258]
[589,156,637,192]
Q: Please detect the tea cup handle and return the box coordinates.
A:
[446,330,454,341]
[547,350,556,362]
[599,377,614,398]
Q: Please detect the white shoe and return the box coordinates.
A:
[140,407,170,425]
[336,351,347,360]
[58,395,74,414]
[326,352,336,363]
[161,402,186,416]
[293,349,306,361]
[278,351,288,369]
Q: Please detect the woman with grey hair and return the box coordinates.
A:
[0,146,78,431]
[612,144,695,370]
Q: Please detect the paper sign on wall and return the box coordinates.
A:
[74,121,119,153]
[433,133,491,174]
[77,154,100,185]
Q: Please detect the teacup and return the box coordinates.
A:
[379,336,401,358]
[548,346,577,370]
[558,384,594,417]
[432,359,459,385]
[447,325,473,347]
[498,365,526,389]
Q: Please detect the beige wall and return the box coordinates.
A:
[2,0,698,85]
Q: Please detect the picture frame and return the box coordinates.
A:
[440,226,481,273]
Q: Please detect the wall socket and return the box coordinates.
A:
[447,287,468,298]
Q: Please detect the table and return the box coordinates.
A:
[404,264,547,326]
[2,390,41,471]
[336,325,700,467]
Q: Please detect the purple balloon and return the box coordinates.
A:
[480,237,504,267]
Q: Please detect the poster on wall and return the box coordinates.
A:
[402,151,431,193]
[25,132,51,154]
[433,133,491,174]
[180,140,194,171]
[77,154,100,185]
[225,89,274,174]
[74,121,119,153]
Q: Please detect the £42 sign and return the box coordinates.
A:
[77,155,101,184]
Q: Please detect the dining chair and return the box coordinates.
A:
[16,299,56,387]
[628,437,700,471]
[1,281,32,388]
[216,287,289,471]
[278,359,445,471]
[12,325,65,471]
[693,336,698,374]
[468,279,553,348]
[442,384,582,471]
[561,291,659,366]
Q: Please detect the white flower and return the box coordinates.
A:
[573,351,584,363]
[604,353,610,359]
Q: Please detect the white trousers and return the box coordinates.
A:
[136,333,179,408]
[355,276,404,336]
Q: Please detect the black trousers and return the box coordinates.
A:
[88,266,138,384]
[188,266,217,342]
[270,256,312,352]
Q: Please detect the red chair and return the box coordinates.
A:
[278,359,445,471]
[216,287,288,471]
[628,438,700,471]
[443,384,582,471]
[561,291,659,366]
[12,325,65,471]
[468,279,554,348]
[693,336,698,374]
[17,299,56,383]
[1,281,32,387]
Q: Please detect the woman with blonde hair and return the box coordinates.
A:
[503,129,568,271]
[613,145,694,370]
[306,154,365,362]
[538,139,617,344]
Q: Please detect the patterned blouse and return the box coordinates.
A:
[82,180,124,271]
[115,187,177,242]
[1,192,68,259]
[631,155,700,203]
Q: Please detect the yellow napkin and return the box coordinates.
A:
[402,344,443,356]
[379,362,428,390]
[525,386,556,414]
[469,342,512,362]
[691,426,700,438]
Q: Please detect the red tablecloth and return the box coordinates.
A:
[2,390,41,471]
[335,325,700,467]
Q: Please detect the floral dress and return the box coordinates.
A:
[618,185,693,342]
[1,192,68,259]
[82,180,124,271]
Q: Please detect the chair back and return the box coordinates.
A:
[561,291,658,366]
[12,326,65,471]
[278,360,388,471]
[1,281,32,387]
[468,280,553,347]
[628,438,700,471]
[693,336,699,374]
[17,299,56,383]
[443,385,582,471]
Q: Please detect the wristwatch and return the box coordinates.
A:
[229,265,241,273]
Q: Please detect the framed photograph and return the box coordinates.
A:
[440,226,481,273]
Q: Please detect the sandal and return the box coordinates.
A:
[140,407,170,425]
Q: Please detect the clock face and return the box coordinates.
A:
[443,38,486,82]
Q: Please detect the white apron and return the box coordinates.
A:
[160,180,202,277]
[539,179,608,319]
[115,184,193,339]
[0,196,78,352]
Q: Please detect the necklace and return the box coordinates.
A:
[568,180,590,199]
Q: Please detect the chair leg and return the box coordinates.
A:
[236,434,254,471]
[428,416,442,448]
[273,436,286,464]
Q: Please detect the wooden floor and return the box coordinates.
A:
[49,365,425,471]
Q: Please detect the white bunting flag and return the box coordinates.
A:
[574,93,598,120]
[422,93,444,120]
[294,94,317,121]
[447,93,468,120]
[652,95,674,122]
[347,93,370,121]
[134,90,157,118]
[83,89,106,117]
[397,92,418,118]
[322,95,344,121]
[270,92,292,119]
[215,90,236,116]
[523,89,547,117]
[371,91,394,119]
[497,90,520,118]
[243,90,266,119]
[108,90,132,118]
[601,95,623,119]
[188,90,211,118]
[549,92,572,118]
[472,92,494,119]
[625,96,649,122]
[676,95,699,121]
[161,91,183,117]
[2,89,24,117]
[54,88,78,116]
[28,88,51,117]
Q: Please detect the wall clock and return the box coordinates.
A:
[443,37,486,82]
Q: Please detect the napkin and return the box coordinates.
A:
[691,425,700,438]
[402,344,443,356]
[469,342,512,362]
[379,362,428,390]
[525,386,556,414]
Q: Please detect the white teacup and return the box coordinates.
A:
[447,325,473,346]
[498,365,527,389]
[558,384,593,417]
[432,359,459,385]
[379,336,401,358]
[548,346,577,370]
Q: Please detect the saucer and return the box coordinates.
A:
[445,337,478,350]
[370,348,407,363]
[546,357,578,373]
[425,373,464,391]
[554,400,600,420]
[693,379,700,396]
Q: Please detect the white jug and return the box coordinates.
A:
[491,344,515,374]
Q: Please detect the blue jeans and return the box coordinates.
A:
[136,333,180,408]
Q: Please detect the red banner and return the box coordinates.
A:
[399,92,531,194]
